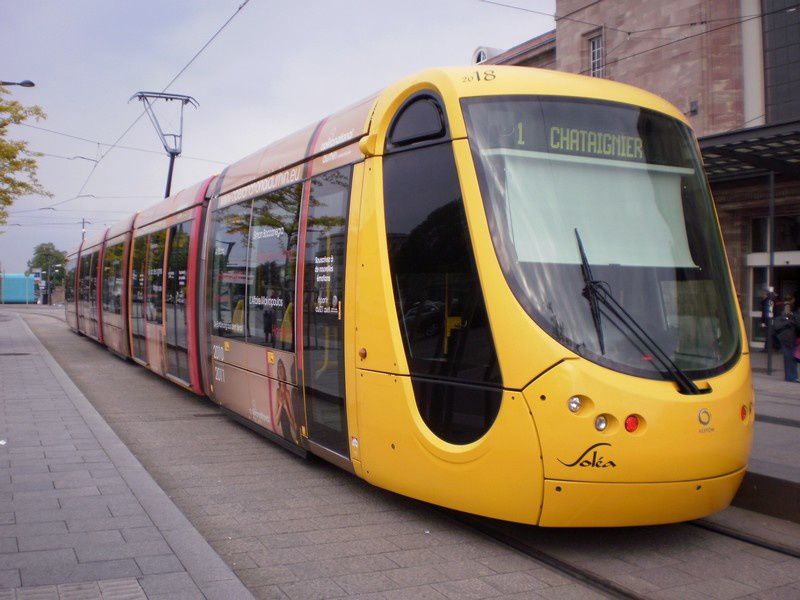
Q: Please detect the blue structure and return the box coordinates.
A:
[0,274,37,304]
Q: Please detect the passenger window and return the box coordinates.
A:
[146,230,166,324]
[131,235,147,361]
[166,220,192,382]
[383,142,501,444]
[210,202,251,339]
[102,242,124,315]
[388,96,446,148]
[302,167,352,456]
[248,185,301,350]
[65,258,76,303]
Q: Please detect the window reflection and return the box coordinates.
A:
[210,203,251,339]
[248,185,301,350]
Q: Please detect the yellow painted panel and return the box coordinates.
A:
[523,356,754,484]
[344,162,365,475]
[352,157,409,376]
[539,469,745,527]
[356,369,543,524]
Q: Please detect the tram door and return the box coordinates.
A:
[301,167,352,458]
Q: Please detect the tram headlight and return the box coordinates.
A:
[594,415,608,431]
[567,396,582,413]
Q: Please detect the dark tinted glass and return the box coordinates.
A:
[102,242,124,314]
[210,202,251,339]
[388,97,445,147]
[146,230,166,324]
[166,220,192,382]
[131,236,147,361]
[412,380,502,445]
[383,143,500,386]
[775,216,800,252]
[65,258,77,303]
[248,185,301,350]
[303,167,351,456]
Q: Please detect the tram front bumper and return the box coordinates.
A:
[538,468,745,527]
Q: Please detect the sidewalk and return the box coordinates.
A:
[0,312,253,599]
[732,349,800,521]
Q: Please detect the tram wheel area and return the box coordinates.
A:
[16,308,800,600]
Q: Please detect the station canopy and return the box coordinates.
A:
[699,119,800,182]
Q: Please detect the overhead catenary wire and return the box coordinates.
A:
[32,0,252,214]
[20,126,227,164]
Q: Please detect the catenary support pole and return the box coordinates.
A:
[767,170,775,376]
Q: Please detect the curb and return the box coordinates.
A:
[17,315,254,600]
[733,471,800,524]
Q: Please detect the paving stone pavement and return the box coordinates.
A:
[13,306,800,600]
[0,312,253,599]
[14,309,608,599]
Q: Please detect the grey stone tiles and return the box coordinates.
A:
[13,306,800,600]
[0,312,252,599]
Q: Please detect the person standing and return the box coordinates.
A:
[760,286,776,352]
[774,305,800,382]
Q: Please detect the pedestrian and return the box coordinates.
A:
[773,305,800,382]
[760,286,776,352]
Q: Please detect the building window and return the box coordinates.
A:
[589,34,604,78]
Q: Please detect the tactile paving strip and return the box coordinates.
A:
[0,579,145,600]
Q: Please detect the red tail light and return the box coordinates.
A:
[625,415,639,432]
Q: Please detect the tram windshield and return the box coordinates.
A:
[462,96,740,380]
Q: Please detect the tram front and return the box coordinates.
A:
[460,91,753,526]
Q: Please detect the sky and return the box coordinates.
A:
[0,0,555,272]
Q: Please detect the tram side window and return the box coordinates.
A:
[65,258,77,303]
[248,184,301,350]
[88,252,98,313]
[102,242,124,314]
[210,202,251,339]
[79,255,90,303]
[383,141,501,444]
[146,230,167,324]
[165,219,192,382]
[130,235,147,359]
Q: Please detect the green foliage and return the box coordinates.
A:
[27,242,67,285]
[0,85,51,226]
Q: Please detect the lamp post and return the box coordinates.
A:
[0,80,35,87]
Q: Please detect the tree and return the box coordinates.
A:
[0,85,51,226]
[27,242,67,286]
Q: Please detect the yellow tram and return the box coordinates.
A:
[67,67,754,527]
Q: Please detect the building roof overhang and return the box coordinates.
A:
[699,119,800,183]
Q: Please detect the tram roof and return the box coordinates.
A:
[106,214,137,241]
[216,94,378,197]
[134,177,213,229]
[102,67,692,236]
[82,231,106,251]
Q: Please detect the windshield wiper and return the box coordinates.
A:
[575,229,605,355]
[574,229,702,395]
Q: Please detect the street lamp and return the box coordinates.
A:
[0,80,35,87]
[45,263,62,306]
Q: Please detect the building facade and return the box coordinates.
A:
[485,0,800,347]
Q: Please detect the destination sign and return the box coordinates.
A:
[549,126,644,161]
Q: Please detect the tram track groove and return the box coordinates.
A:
[690,518,800,560]
[448,509,800,599]
[443,511,647,600]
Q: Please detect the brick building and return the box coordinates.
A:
[481,0,800,347]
